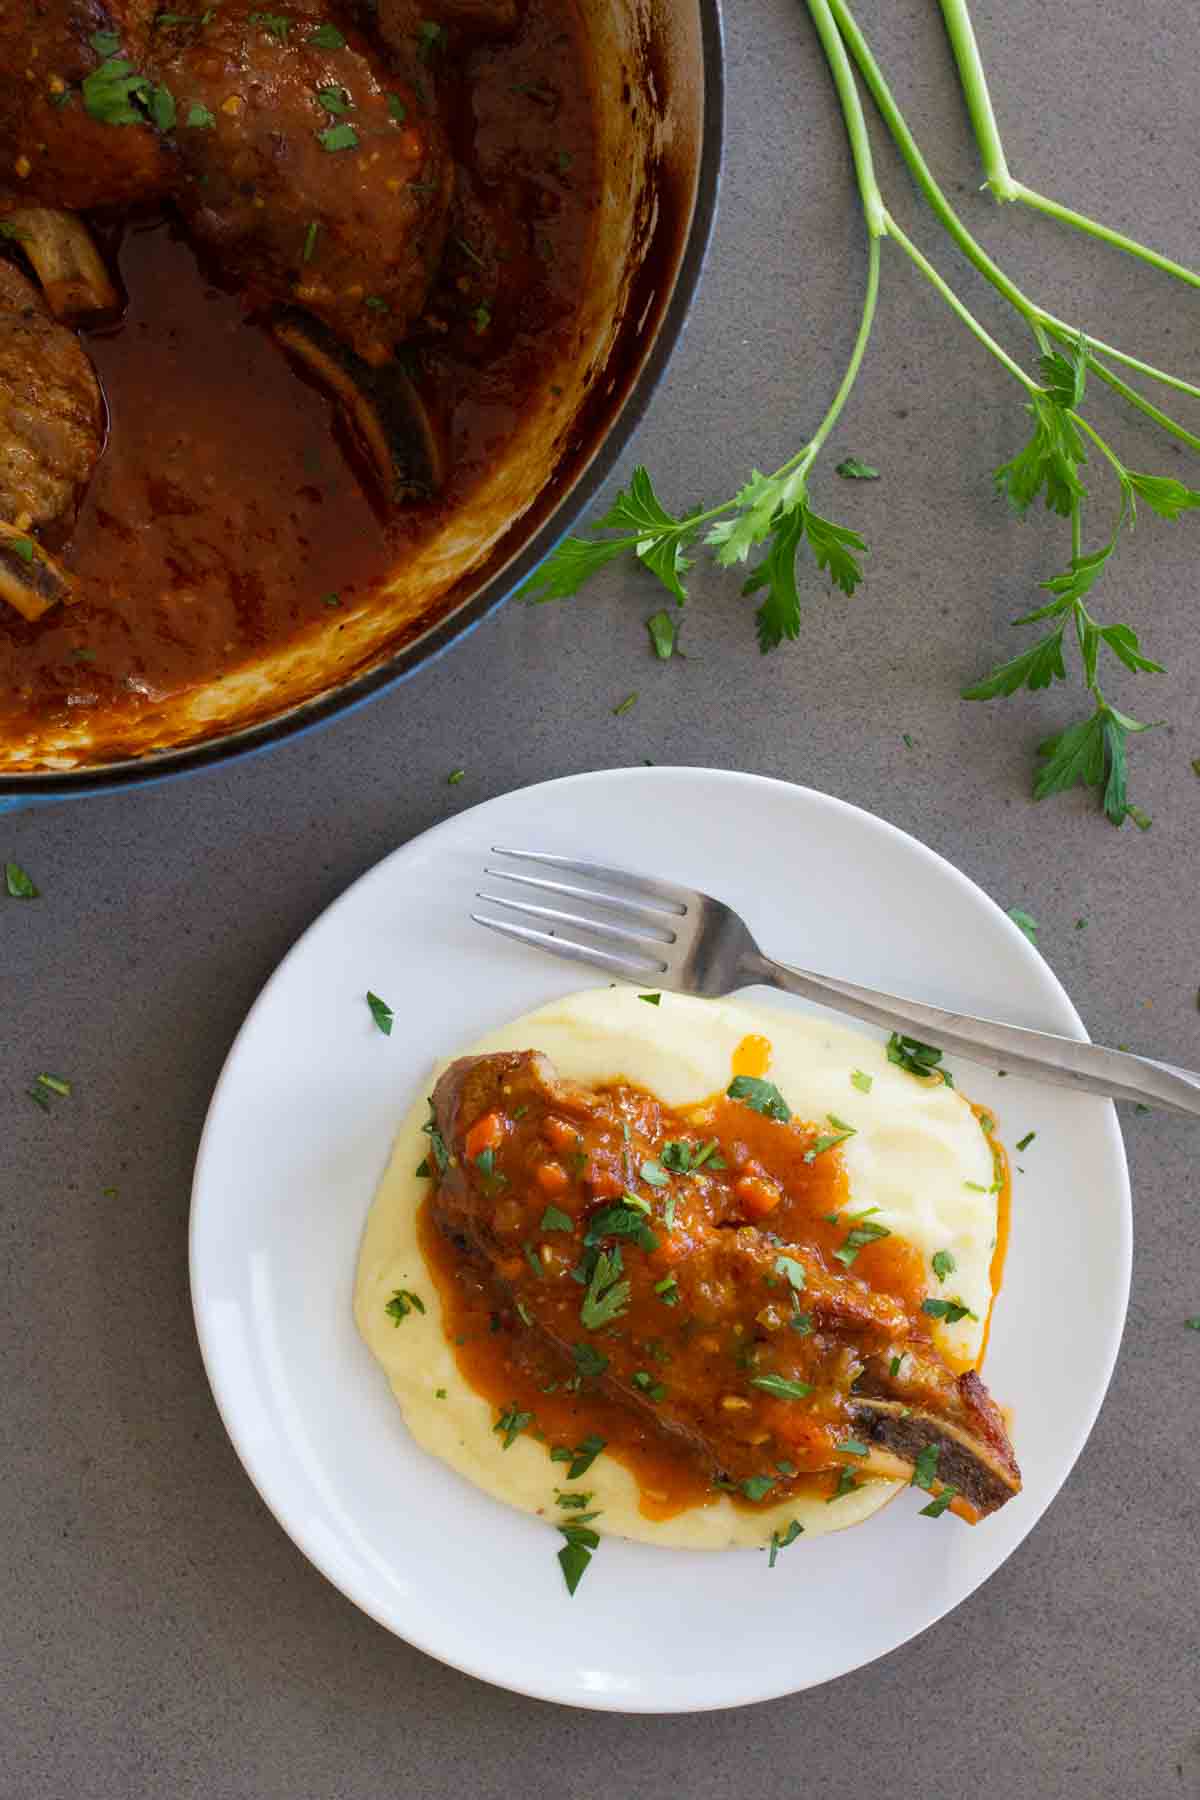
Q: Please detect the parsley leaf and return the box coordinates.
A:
[768,1519,803,1566]
[584,1203,657,1253]
[366,990,393,1035]
[919,1486,959,1518]
[186,102,215,127]
[639,1158,668,1188]
[740,1475,774,1501]
[922,1296,978,1324]
[494,1402,533,1449]
[886,1032,952,1085]
[654,1274,680,1305]
[750,1373,813,1400]
[579,1249,630,1330]
[646,609,678,659]
[316,84,351,114]
[1007,907,1038,944]
[572,1343,608,1380]
[307,21,345,46]
[773,1254,806,1293]
[850,1069,872,1093]
[726,1075,791,1122]
[835,456,879,480]
[385,1289,424,1325]
[317,121,358,151]
[4,861,38,899]
[540,1204,573,1232]
[827,1468,858,1502]
[931,1249,956,1283]
[638,991,661,1005]
[911,1442,940,1490]
[834,1217,891,1266]
[551,1432,606,1479]
[1015,1130,1036,1152]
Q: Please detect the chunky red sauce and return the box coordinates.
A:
[422,1071,1004,1521]
[0,0,596,734]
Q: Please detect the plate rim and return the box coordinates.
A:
[189,766,1132,1711]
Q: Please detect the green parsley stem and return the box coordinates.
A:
[1082,357,1200,456]
[1067,411,1131,487]
[827,0,1200,409]
[937,0,1200,293]
[1070,496,1082,565]
[800,232,881,468]
[882,213,1041,397]
[804,0,886,239]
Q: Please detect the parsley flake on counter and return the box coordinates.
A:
[447,767,465,785]
[1015,1130,1036,1151]
[828,1469,858,1502]
[612,691,638,716]
[366,990,393,1035]
[923,1296,978,1324]
[637,991,661,1005]
[646,609,678,659]
[920,1486,959,1519]
[494,1402,533,1449]
[835,456,879,480]
[540,1204,572,1232]
[750,1373,813,1400]
[580,1249,630,1329]
[5,861,38,899]
[726,1074,791,1122]
[741,1475,774,1502]
[850,1069,872,1093]
[931,1249,956,1283]
[1185,1317,1200,1331]
[317,121,358,151]
[886,1032,953,1085]
[384,1288,424,1325]
[768,1519,803,1566]
[1007,906,1039,944]
[911,1442,940,1490]
[34,1073,71,1097]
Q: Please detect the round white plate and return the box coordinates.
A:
[190,768,1131,1711]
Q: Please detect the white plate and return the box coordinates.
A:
[190,768,1131,1711]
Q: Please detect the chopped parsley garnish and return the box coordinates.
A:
[550,1432,606,1479]
[740,1475,774,1502]
[317,121,358,151]
[474,1147,496,1176]
[767,1519,803,1567]
[493,1402,533,1449]
[637,991,661,1005]
[9,536,34,562]
[840,1439,870,1456]
[522,1241,542,1279]
[804,1119,856,1161]
[365,295,390,312]
[148,82,175,128]
[573,1343,608,1380]
[750,1373,813,1400]
[1007,906,1039,944]
[435,1387,446,1399]
[889,1354,902,1377]
[726,1075,791,1122]
[773,1254,806,1293]
[516,1300,533,1327]
[556,148,573,172]
[186,102,215,127]
[416,17,447,56]
[1015,1130,1036,1151]
[886,1032,953,1086]
[316,84,351,114]
[653,1274,680,1305]
[584,1203,657,1252]
[556,1490,592,1509]
[387,92,407,121]
[660,1137,722,1174]
[301,219,320,262]
[834,1217,891,1267]
[646,609,678,659]
[366,990,393,1035]
[911,1442,940,1490]
[307,22,345,46]
[850,1069,873,1093]
[580,1248,630,1329]
[540,1204,573,1233]
[1185,1317,1200,1331]
[922,1296,979,1324]
[81,56,154,126]
[421,1099,449,1173]
[5,862,38,899]
[612,691,638,716]
[447,767,465,785]
[827,1468,858,1502]
[789,1311,813,1335]
[919,1486,959,1518]
[33,1073,71,1098]
[931,1249,956,1283]
[384,1289,424,1325]
[556,1511,600,1595]
[639,1158,668,1188]
[631,1370,666,1402]
[321,591,340,607]
[249,11,290,37]
[91,28,121,53]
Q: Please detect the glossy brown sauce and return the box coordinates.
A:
[0,0,596,734]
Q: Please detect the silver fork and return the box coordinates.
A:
[473,848,1200,1119]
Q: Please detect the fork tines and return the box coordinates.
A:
[472,848,687,980]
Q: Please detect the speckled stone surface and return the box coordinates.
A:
[4,2,1200,1793]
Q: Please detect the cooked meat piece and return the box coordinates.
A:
[0,257,103,538]
[0,0,171,214]
[429,1050,1023,1519]
[149,2,451,363]
[0,518,76,618]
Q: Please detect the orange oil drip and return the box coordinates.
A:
[731,1034,772,1079]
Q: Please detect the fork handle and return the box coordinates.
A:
[751,953,1200,1119]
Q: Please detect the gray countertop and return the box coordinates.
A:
[5,1,1199,1793]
